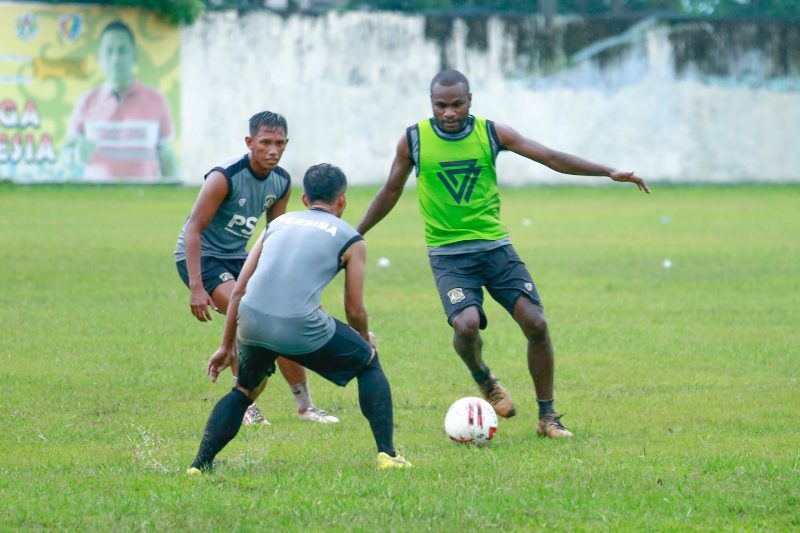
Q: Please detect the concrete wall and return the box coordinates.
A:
[181,12,800,185]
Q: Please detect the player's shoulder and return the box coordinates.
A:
[269,166,291,199]
[203,154,246,184]
[271,165,291,182]
[406,118,427,133]
[403,120,426,149]
[331,214,360,241]
[217,154,249,176]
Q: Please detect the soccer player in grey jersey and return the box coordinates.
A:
[187,164,411,473]
[175,111,337,425]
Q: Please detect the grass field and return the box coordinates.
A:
[1,183,798,531]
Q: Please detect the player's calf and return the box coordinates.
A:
[189,387,253,472]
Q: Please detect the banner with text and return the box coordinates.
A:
[1,2,180,183]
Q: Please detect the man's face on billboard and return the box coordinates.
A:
[98,29,136,91]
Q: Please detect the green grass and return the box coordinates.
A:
[1,183,798,531]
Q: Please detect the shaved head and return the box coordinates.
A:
[430,69,470,93]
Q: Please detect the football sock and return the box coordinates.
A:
[471,363,492,385]
[537,398,555,418]
[190,387,252,471]
[289,380,313,413]
[356,354,395,456]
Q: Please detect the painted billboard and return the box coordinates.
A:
[0,2,180,183]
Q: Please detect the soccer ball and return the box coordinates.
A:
[444,397,498,446]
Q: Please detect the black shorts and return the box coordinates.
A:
[236,319,373,390]
[176,257,245,296]
[429,244,542,329]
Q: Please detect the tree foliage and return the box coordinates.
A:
[129,0,205,24]
[29,0,800,22]
[346,0,800,17]
[33,0,205,25]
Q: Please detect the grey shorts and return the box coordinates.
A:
[429,244,542,329]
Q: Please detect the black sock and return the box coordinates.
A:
[537,398,555,418]
[471,363,492,385]
[356,355,395,456]
[191,388,252,471]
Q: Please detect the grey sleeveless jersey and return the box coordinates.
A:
[174,154,291,261]
[238,208,363,354]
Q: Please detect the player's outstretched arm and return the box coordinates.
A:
[341,240,370,343]
[357,135,414,236]
[207,231,264,382]
[185,171,228,322]
[495,122,650,193]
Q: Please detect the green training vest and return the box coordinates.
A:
[416,117,508,247]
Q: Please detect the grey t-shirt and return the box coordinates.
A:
[174,154,290,261]
[238,208,363,354]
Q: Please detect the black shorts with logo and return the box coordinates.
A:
[176,256,245,296]
[429,244,542,330]
[236,319,373,390]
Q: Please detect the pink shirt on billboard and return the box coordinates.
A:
[68,80,174,181]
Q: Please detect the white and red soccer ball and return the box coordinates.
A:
[444,397,498,446]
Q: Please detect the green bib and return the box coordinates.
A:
[415,116,507,247]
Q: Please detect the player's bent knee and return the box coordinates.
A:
[367,351,382,369]
[235,383,260,402]
[523,315,549,342]
[251,376,269,398]
[451,309,481,337]
[358,352,382,376]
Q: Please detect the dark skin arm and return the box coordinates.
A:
[185,175,290,322]
[341,239,372,347]
[358,121,649,238]
[266,184,292,224]
[206,231,264,383]
[495,122,650,193]
[358,120,649,238]
[356,136,414,236]
[184,171,228,322]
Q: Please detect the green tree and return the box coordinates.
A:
[34,0,205,25]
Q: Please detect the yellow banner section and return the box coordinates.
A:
[0,2,180,183]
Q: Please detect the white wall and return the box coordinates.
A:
[181,11,800,185]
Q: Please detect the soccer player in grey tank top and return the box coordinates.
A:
[175,111,337,426]
[187,164,411,473]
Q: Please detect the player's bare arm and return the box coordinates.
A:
[257,183,291,237]
[184,170,229,321]
[356,136,414,236]
[495,122,650,193]
[267,184,291,223]
[341,239,370,342]
[207,230,264,384]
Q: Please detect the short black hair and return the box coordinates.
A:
[100,20,135,48]
[249,111,288,137]
[430,69,470,93]
[303,164,347,204]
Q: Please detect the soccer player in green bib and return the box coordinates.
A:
[357,69,649,438]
